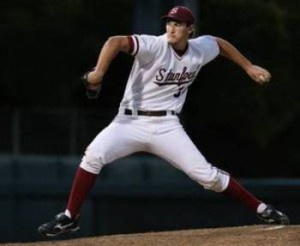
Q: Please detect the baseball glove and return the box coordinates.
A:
[81,68,102,99]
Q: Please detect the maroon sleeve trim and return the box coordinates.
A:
[132,36,139,56]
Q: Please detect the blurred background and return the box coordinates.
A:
[0,0,299,243]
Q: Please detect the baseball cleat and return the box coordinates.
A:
[257,205,289,225]
[38,212,80,237]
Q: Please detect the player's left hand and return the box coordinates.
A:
[245,65,271,85]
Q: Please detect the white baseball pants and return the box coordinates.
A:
[80,113,229,192]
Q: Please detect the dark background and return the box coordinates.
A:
[0,0,299,243]
[1,0,299,177]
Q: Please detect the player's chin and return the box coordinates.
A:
[167,38,177,45]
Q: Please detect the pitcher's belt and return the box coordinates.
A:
[124,108,177,117]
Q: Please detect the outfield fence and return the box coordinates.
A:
[0,154,299,243]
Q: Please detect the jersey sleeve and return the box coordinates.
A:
[194,35,220,65]
[127,34,159,64]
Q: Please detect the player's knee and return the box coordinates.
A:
[79,150,105,174]
[202,169,230,192]
[186,166,229,192]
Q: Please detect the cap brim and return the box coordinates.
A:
[161,15,185,23]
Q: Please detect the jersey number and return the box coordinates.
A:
[174,87,186,98]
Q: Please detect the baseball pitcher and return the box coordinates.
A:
[38,6,289,237]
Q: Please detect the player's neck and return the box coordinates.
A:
[171,41,188,51]
[172,42,189,56]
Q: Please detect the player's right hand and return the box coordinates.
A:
[81,68,102,99]
[85,69,104,86]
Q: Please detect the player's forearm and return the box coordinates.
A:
[89,36,129,84]
[216,37,252,73]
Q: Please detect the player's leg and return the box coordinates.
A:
[38,120,147,237]
[149,123,289,225]
[149,124,229,192]
[65,120,148,219]
[223,177,289,224]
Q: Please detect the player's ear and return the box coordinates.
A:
[188,24,195,38]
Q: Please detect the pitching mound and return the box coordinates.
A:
[3,225,300,246]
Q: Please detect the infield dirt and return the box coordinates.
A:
[3,225,300,246]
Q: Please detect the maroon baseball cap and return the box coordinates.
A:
[162,6,195,25]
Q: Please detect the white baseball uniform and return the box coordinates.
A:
[80,34,230,192]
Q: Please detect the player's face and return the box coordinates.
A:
[166,21,193,49]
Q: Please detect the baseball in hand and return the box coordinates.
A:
[259,74,269,83]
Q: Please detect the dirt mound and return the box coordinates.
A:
[3,225,300,246]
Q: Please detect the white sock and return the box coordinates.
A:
[64,209,72,218]
[257,203,267,213]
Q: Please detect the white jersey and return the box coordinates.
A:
[81,33,230,195]
[119,34,220,113]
